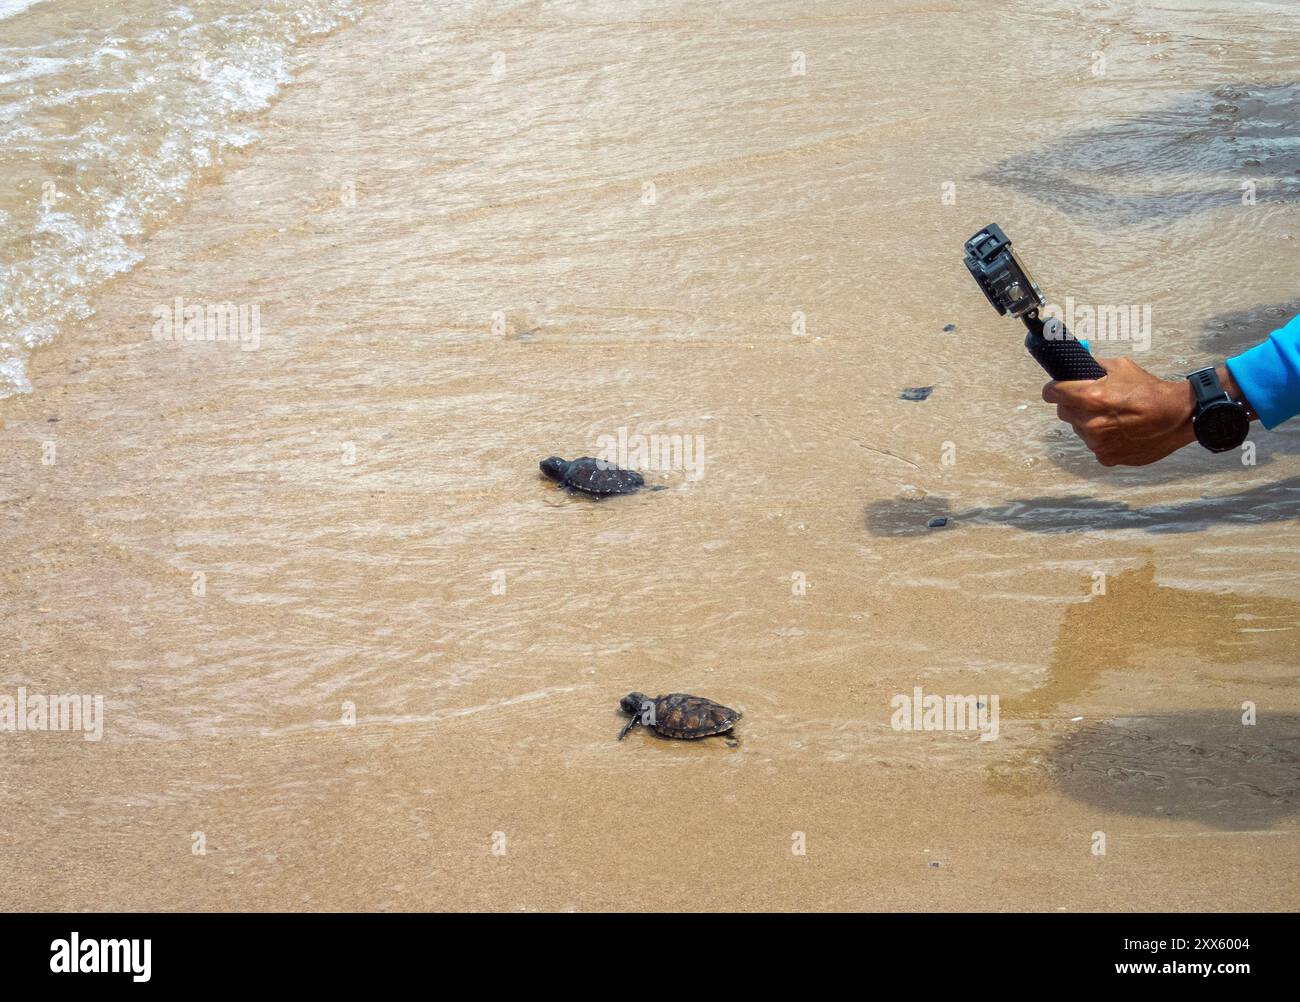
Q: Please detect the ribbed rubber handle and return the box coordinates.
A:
[1025,324,1107,381]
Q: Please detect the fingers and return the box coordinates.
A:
[1054,402,1121,464]
[1071,425,1120,465]
[1043,375,1103,407]
[1055,403,1111,433]
[1042,378,1098,406]
[1041,356,1126,406]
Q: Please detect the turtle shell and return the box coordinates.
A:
[651,693,741,738]
[562,457,645,496]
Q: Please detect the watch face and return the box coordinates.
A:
[1194,401,1250,452]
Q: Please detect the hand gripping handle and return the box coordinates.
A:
[1024,312,1107,381]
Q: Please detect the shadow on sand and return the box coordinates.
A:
[1002,566,1300,829]
[866,476,1300,537]
[981,84,1300,225]
[1047,711,1300,830]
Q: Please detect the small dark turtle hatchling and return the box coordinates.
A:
[618,692,741,740]
[540,456,645,497]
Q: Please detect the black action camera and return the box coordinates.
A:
[962,224,1106,381]
[963,223,1045,318]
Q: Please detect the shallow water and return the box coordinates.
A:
[0,0,364,394]
[1,0,1298,910]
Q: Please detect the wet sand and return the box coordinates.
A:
[2,0,1299,910]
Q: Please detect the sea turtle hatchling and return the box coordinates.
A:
[540,456,645,497]
[618,692,742,741]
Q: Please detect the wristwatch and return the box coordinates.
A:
[1187,367,1250,453]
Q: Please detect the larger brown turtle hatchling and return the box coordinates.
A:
[618,692,741,740]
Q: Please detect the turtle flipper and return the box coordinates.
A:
[618,717,639,741]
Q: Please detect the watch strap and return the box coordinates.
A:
[1187,366,1227,409]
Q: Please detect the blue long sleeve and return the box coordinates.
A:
[1225,313,1300,430]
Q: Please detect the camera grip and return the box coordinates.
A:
[1025,322,1107,381]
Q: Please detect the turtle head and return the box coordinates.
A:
[620,692,649,716]
[540,456,568,482]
